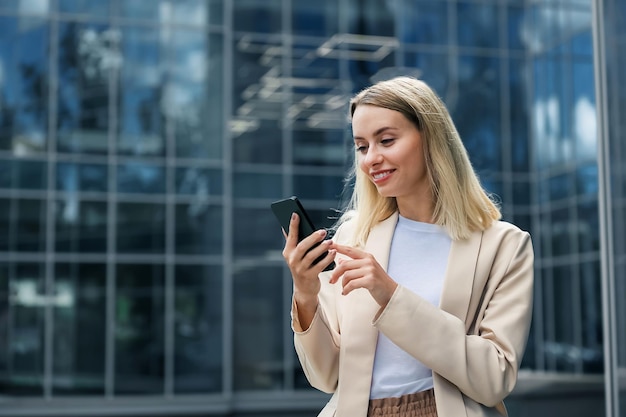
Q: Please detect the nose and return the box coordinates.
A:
[363,146,383,167]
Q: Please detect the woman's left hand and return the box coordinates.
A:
[329,243,398,308]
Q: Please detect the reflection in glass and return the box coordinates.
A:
[292,130,347,167]
[398,0,447,45]
[118,26,164,157]
[233,265,283,390]
[56,22,116,155]
[174,264,223,393]
[56,162,108,192]
[0,198,46,252]
[174,203,222,255]
[457,3,499,49]
[117,163,165,194]
[292,1,338,37]
[53,263,106,395]
[233,119,282,164]
[0,159,46,190]
[58,0,110,16]
[293,174,344,201]
[0,262,45,396]
[116,202,165,254]
[175,167,222,196]
[233,207,282,258]
[0,16,48,153]
[115,264,165,394]
[55,199,107,253]
[233,0,281,34]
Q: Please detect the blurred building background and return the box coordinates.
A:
[0,0,623,416]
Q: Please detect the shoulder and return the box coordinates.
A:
[483,220,530,241]
[331,213,358,245]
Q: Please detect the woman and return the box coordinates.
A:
[281,76,534,417]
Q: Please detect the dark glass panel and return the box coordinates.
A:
[0,262,45,396]
[116,202,165,254]
[508,6,525,50]
[293,174,344,201]
[175,167,223,196]
[549,173,573,201]
[55,199,107,253]
[0,17,49,153]
[578,261,603,373]
[0,198,46,252]
[56,162,108,193]
[172,33,223,160]
[398,0,447,45]
[512,180,531,207]
[233,119,282,164]
[117,163,166,194]
[0,159,46,190]
[576,164,598,197]
[58,0,110,16]
[233,0,282,34]
[233,207,282,258]
[347,53,397,95]
[292,1,338,37]
[510,58,530,173]
[233,265,283,390]
[174,203,222,255]
[402,52,449,99]
[550,265,577,372]
[550,207,572,257]
[457,2,499,49]
[174,264,223,393]
[292,129,347,167]
[114,264,165,394]
[572,60,596,162]
[56,22,115,155]
[345,0,394,37]
[52,263,106,395]
[577,200,599,253]
[118,26,165,157]
[453,56,501,171]
[233,172,282,199]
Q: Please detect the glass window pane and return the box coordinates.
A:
[293,174,344,201]
[56,162,108,193]
[115,264,165,394]
[175,167,222,196]
[233,207,282,258]
[293,130,348,167]
[55,199,107,253]
[53,263,106,395]
[0,262,46,396]
[0,159,46,190]
[579,261,603,373]
[56,22,116,155]
[233,172,282,199]
[58,0,110,16]
[233,119,282,164]
[0,16,49,153]
[510,58,530,173]
[233,0,282,33]
[118,26,165,157]
[174,264,223,393]
[116,202,165,254]
[117,163,165,194]
[457,2,499,49]
[398,0,447,45]
[345,0,394,37]
[174,203,222,255]
[0,198,46,252]
[292,1,338,37]
[171,32,223,160]
[233,265,283,390]
[403,52,449,99]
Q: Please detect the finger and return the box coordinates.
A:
[340,270,366,296]
[285,213,300,248]
[330,243,367,259]
[328,258,367,284]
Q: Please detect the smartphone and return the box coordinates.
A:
[271,196,335,271]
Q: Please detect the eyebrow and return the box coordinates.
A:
[353,126,398,141]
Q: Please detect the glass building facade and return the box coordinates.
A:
[0,0,622,416]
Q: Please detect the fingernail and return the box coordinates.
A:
[318,229,326,236]
[291,212,296,220]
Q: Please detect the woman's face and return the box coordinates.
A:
[352,104,430,203]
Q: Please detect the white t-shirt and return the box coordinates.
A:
[370,215,451,400]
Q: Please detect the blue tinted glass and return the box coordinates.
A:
[549,173,573,201]
[510,58,529,173]
[174,264,223,393]
[118,0,163,19]
[233,265,284,390]
[233,172,282,199]
[0,198,46,251]
[233,120,282,164]
[0,159,46,190]
[117,163,165,194]
[344,0,394,37]
[508,6,524,50]
[293,130,347,167]
[233,0,281,33]
[293,174,344,200]
[398,0,447,45]
[116,202,165,254]
[453,56,501,171]
[457,2,499,48]
[576,164,598,196]
[56,22,113,155]
[174,203,222,255]
[175,167,223,196]
[233,207,281,257]
[55,199,107,252]
[118,26,165,157]
[56,162,108,192]
[403,52,448,98]
[58,0,110,16]
[114,263,165,394]
[513,180,531,206]
[572,60,596,162]
[292,1,338,36]
[578,200,599,252]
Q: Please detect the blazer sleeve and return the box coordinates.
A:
[291,221,353,393]
[373,225,534,407]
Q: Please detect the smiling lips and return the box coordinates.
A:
[371,169,395,183]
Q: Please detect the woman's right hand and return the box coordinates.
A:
[282,213,336,329]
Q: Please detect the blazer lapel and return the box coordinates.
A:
[439,229,483,329]
[336,213,398,417]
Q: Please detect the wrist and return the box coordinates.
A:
[293,292,318,309]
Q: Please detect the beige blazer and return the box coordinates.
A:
[292,212,534,417]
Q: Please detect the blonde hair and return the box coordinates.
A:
[338,76,500,245]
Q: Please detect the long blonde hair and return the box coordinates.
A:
[338,76,500,245]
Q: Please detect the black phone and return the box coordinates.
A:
[271,196,335,271]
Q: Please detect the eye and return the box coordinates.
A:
[355,145,367,154]
[381,138,395,146]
